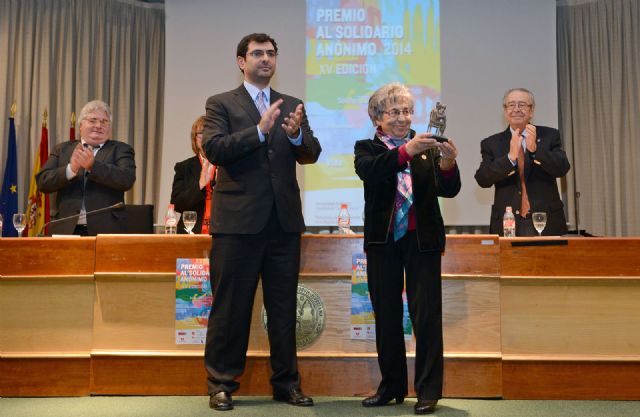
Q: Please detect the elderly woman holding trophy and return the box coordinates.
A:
[354,82,461,415]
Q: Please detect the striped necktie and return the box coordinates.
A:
[256,91,267,116]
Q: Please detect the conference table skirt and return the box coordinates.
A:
[1,235,639,399]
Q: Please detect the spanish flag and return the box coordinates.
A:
[25,110,50,236]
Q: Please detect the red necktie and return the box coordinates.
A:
[517,139,530,218]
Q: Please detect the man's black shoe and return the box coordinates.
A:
[362,393,405,407]
[415,399,438,414]
[209,391,233,411]
[273,387,314,406]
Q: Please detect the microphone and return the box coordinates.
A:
[38,202,125,236]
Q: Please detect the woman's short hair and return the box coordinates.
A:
[190,115,205,155]
[368,82,414,125]
[78,100,112,125]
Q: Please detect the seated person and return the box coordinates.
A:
[170,115,216,234]
[36,100,136,236]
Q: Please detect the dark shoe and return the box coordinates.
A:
[415,399,438,415]
[273,387,314,406]
[362,393,405,407]
[209,391,233,411]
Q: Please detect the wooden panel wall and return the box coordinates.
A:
[499,237,640,399]
[501,278,640,357]
[503,361,640,399]
[500,237,640,277]
[0,237,95,276]
[0,237,96,396]
[95,234,212,273]
[3,235,640,399]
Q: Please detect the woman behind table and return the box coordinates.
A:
[171,115,217,234]
[354,82,461,415]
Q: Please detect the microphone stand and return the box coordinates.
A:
[38,202,125,237]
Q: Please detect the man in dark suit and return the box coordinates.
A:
[36,100,136,236]
[475,88,570,236]
[202,33,321,411]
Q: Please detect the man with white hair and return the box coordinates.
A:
[36,100,136,235]
[475,88,570,236]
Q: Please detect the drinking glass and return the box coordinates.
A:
[532,212,547,236]
[13,213,26,237]
[182,211,197,234]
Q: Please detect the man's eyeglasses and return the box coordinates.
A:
[86,118,110,126]
[504,102,532,111]
[247,50,277,59]
[383,108,414,118]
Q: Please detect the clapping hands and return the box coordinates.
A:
[199,158,216,189]
[70,143,95,174]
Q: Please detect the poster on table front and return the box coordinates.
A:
[351,253,412,340]
[175,258,213,344]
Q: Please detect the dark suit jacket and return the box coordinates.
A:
[36,139,136,235]
[354,131,461,252]
[170,155,209,234]
[202,85,321,234]
[474,126,570,235]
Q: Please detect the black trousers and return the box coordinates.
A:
[204,208,301,395]
[365,230,443,400]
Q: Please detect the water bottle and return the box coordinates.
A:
[165,204,178,234]
[337,203,351,234]
[503,206,516,237]
[0,213,3,236]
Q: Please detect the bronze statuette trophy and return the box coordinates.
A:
[428,101,448,142]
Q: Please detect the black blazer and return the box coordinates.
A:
[36,139,136,235]
[170,155,209,234]
[202,85,321,234]
[474,126,570,235]
[354,132,461,252]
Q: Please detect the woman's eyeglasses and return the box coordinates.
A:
[383,109,414,118]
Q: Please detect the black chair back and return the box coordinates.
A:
[122,204,154,234]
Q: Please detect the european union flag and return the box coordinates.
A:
[1,117,18,237]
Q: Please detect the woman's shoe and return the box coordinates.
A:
[362,393,405,407]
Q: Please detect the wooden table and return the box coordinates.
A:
[1,235,639,399]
